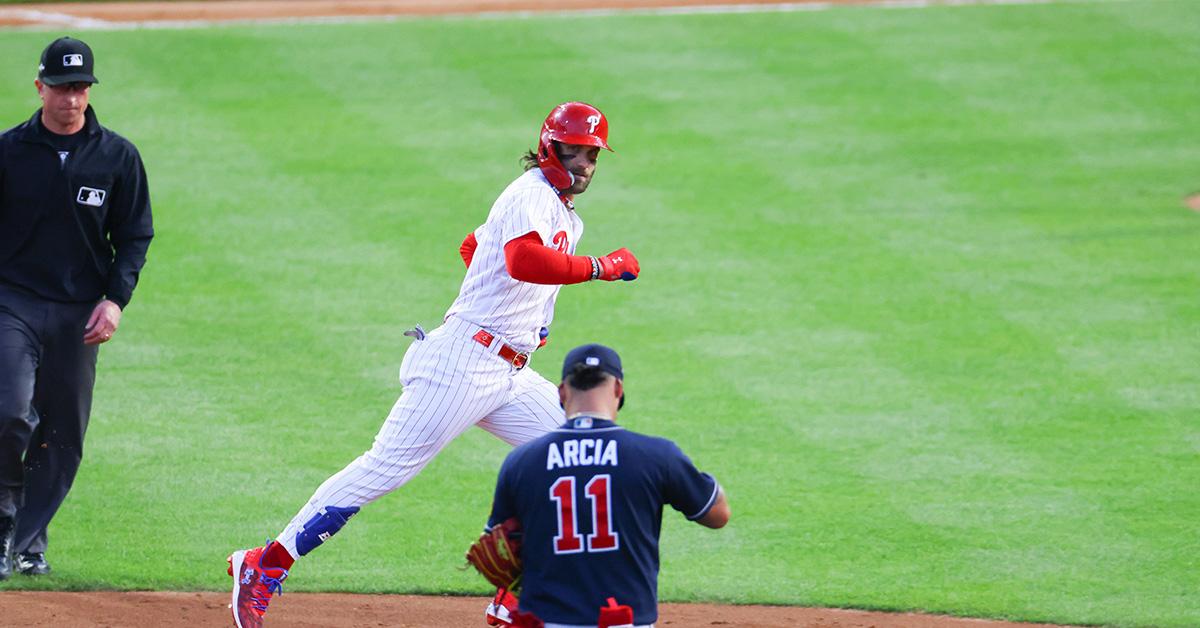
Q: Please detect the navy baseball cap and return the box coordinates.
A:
[562,344,624,381]
[562,343,625,409]
[39,37,99,86]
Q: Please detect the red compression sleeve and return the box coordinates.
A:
[460,232,478,267]
[503,232,595,285]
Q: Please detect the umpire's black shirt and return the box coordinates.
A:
[0,106,153,309]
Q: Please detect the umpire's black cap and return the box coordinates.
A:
[39,37,99,86]
[562,343,624,382]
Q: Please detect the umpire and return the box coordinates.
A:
[0,36,153,579]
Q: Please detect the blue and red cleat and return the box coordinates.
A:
[227,545,288,628]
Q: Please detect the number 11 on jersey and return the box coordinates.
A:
[550,475,620,554]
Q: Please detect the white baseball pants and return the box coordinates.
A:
[276,315,562,558]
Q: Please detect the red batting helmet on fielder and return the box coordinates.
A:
[537,102,613,191]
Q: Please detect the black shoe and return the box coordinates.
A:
[0,517,13,581]
[15,552,50,576]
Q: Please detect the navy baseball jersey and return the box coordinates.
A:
[488,416,720,626]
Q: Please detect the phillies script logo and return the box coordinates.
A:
[551,230,570,253]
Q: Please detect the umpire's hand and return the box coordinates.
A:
[83,299,122,345]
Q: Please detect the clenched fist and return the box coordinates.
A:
[595,248,639,281]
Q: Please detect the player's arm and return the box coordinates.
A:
[662,441,729,529]
[460,232,478,267]
[504,231,640,284]
[696,487,730,529]
[486,452,520,529]
[466,453,525,593]
[104,145,154,310]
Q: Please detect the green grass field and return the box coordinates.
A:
[1,1,1198,626]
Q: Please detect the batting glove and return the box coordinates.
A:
[593,248,639,281]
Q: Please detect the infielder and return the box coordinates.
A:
[475,343,730,627]
[228,102,640,628]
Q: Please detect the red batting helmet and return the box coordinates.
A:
[537,102,613,191]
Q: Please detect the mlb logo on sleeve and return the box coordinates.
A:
[77,186,106,207]
[63,54,84,67]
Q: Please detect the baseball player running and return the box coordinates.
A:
[473,343,730,628]
[227,102,640,628]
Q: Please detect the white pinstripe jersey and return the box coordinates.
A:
[445,169,584,351]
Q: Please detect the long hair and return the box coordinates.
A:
[522,140,566,171]
[520,149,538,171]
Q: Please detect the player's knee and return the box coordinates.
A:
[0,405,35,435]
[0,394,33,423]
[295,505,360,556]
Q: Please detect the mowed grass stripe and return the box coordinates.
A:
[778,4,1198,624]
[25,30,419,589]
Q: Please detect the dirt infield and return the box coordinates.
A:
[0,0,892,28]
[2,591,1077,627]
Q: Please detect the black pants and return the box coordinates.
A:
[0,285,98,555]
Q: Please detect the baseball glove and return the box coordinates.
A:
[465,517,523,592]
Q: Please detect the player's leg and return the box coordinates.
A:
[273,379,498,558]
[11,300,96,575]
[272,331,513,558]
[477,367,563,446]
[0,296,42,581]
[228,328,510,626]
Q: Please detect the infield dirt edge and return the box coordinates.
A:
[0,591,1085,627]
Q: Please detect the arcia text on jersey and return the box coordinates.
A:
[546,439,618,470]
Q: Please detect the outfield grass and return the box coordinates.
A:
[1,2,1198,626]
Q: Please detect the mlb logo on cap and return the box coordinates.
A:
[562,344,624,381]
[38,37,99,86]
[562,343,627,409]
